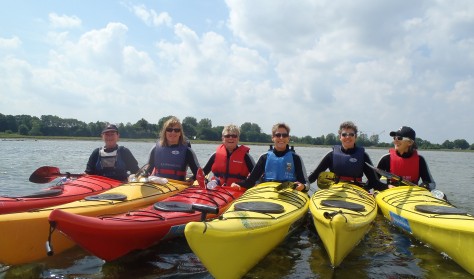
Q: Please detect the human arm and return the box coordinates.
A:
[363,152,386,191]
[418,156,436,190]
[202,153,216,176]
[232,153,266,188]
[121,147,140,174]
[186,147,201,180]
[307,151,332,184]
[292,153,310,192]
[146,146,156,175]
[84,148,100,174]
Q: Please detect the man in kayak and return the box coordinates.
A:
[146,116,200,182]
[202,124,255,188]
[308,121,383,191]
[231,122,309,192]
[377,126,436,190]
[85,124,140,181]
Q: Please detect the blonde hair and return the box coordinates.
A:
[159,116,186,146]
[222,124,240,137]
[271,123,290,136]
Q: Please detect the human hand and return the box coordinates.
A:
[230,183,242,190]
[388,184,396,189]
[294,182,305,191]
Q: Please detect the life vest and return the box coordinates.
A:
[152,143,188,180]
[332,145,364,182]
[211,144,251,185]
[389,149,420,184]
[264,148,296,182]
[95,146,127,181]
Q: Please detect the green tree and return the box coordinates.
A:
[18,124,29,135]
[441,140,454,149]
[453,139,470,150]
[324,133,338,145]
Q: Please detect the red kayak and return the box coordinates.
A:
[48,185,246,261]
[1,174,122,214]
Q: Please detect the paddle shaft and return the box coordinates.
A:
[365,162,416,186]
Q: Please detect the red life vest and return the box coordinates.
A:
[389,149,420,184]
[211,144,251,185]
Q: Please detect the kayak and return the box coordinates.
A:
[0,175,122,214]
[184,181,310,279]
[48,185,246,261]
[309,182,377,267]
[0,179,189,265]
[376,186,474,275]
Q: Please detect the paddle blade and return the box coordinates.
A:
[29,166,61,183]
[196,168,206,188]
[317,171,336,189]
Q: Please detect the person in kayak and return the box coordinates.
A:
[146,116,200,182]
[377,126,436,190]
[202,124,255,187]
[307,121,383,191]
[231,122,309,192]
[85,123,140,181]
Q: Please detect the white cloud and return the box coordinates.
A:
[0,36,21,49]
[49,13,82,29]
[132,4,172,27]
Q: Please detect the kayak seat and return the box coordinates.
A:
[154,201,194,213]
[234,201,285,214]
[6,189,63,199]
[321,200,365,212]
[415,205,468,215]
[84,193,128,201]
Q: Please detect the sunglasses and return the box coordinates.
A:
[165,128,181,133]
[341,132,355,138]
[223,134,238,138]
[393,136,412,141]
[274,133,289,138]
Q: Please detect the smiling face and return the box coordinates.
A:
[339,128,356,149]
[393,136,413,155]
[165,125,181,145]
[222,133,238,151]
[272,127,290,151]
[102,131,119,149]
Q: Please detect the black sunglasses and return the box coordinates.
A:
[341,132,355,138]
[393,136,411,141]
[165,128,181,133]
[223,134,238,138]
[274,133,289,138]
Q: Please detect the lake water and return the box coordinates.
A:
[0,139,473,278]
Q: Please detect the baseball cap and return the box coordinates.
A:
[102,124,119,134]
[389,126,416,141]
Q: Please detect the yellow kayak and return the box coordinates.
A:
[0,180,189,265]
[376,186,474,275]
[309,182,377,267]
[184,181,309,279]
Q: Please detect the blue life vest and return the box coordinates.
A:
[95,146,127,181]
[153,143,188,180]
[264,149,296,182]
[332,145,364,180]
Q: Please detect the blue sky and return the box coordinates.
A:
[1,0,473,144]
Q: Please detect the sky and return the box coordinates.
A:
[1,0,473,144]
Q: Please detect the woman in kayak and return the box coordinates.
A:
[85,123,140,182]
[231,122,309,192]
[202,124,255,187]
[307,121,382,191]
[146,116,200,182]
[377,126,436,190]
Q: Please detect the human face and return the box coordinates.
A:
[339,129,356,149]
[102,131,119,148]
[222,133,239,151]
[165,125,181,145]
[393,136,413,154]
[272,128,289,151]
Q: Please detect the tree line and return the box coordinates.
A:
[1,113,473,150]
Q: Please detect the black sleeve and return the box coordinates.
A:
[244,153,255,172]
[146,146,156,174]
[236,153,266,188]
[85,148,100,174]
[363,153,386,191]
[121,147,140,174]
[418,156,436,190]
[203,153,216,175]
[186,147,201,180]
[308,151,332,184]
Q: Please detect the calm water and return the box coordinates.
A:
[0,139,473,278]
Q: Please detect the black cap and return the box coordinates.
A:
[389,126,416,141]
[102,124,119,134]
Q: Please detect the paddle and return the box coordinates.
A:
[274,181,297,191]
[317,172,336,189]
[29,166,83,184]
[365,162,448,201]
[364,162,416,186]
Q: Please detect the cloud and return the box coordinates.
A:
[131,4,172,27]
[0,36,21,49]
[49,13,82,29]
